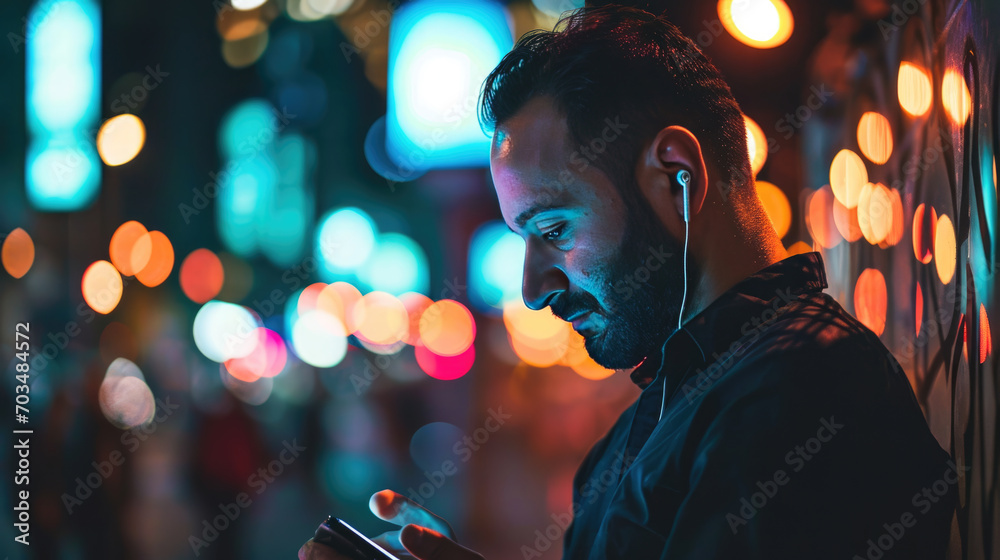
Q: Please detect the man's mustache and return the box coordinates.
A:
[549,291,602,322]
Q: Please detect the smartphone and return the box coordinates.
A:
[312,516,400,560]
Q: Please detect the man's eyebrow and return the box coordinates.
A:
[514,203,567,229]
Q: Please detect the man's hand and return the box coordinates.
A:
[298,490,484,560]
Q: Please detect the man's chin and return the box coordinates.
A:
[580,328,645,371]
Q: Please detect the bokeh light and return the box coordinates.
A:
[915,283,923,337]
[134,231,174,287]
[232,0,268,10]
[854,268,887,337]
[469,221,525,312]
[96,114,146,166]
[385,1,513,172]
[26,0,101,211]
[912,203,937,264]
[857,112,893,165]
[805,185,842,249]
[832,197,863,242]
[317,282,364,333]
[870,183,895,244]
[980,304,992,364]
[898,62,933,117]
[358,233,429,296]
[316,207,377,275]
[222,31,270,68]
[192,301,261,362]
[830,149,868,209]
[718,0,794,49]
[82,260,123,314]
[401,292,435,346]
[419,300,476,357]
[503,298,571,367]
[755,181,791,239]
[354,291,408,345]
[109,220,151,276]
[744,114,768,176]
[292,310,349,368]
[2,228,35,279]
[180,249,225,303]
[880,188,905,247]
[934,214,956,284]
[99,358,156,430]
[560,330,615,380]
[415,343,475,381]
[942,69,972,126]
[225,327,288,381]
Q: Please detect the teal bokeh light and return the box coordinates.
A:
[384,0,512,173]
[26,0,101,211]
[469,221,525,313]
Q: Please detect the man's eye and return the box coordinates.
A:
[542,224,566,242]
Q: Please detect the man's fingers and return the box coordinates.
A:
[371,530,407,555]
[369,490,455,539]
[399,524,484,560]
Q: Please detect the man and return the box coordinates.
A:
[301,5,956,559]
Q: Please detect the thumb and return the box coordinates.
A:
[400,524,483,560]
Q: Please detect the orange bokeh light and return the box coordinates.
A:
[744,114,768,176]
[180,249,225,303]
[934,214,956,284]
[298,282,329,315]
[2,228,34,279]
[718,0,794,49]
[83,260,124,315]
[942,69,972,126]
[319,282,364,333]
[833,196,863,242]
[830,149,868,209]
[854,268,887,337]
[867,183,893,245]
[400,292,434,346]
[898,62,932,117]
[135,231,174,287]
[857,112,893,165]
[755,181,791,239]
[879,188,905,248]
[806,185,842,249]
[355,291,408,345]
[912,203,937,264]
[419,300,476,357]
[109,221,152,277]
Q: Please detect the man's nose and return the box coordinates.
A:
[522,242,568,311]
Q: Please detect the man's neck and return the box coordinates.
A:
[682,223,788,325]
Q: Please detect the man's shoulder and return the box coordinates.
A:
[702,292,909,406]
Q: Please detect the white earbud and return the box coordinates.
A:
[661,169,692,423]
[677,170,691,223]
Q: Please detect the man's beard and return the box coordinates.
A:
[551,197,690,370]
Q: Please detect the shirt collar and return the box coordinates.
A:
[629,251,829,389]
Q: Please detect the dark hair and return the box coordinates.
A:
[479,5,752,207]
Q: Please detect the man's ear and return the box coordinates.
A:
[635,126,709,231]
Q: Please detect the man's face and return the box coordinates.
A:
[490,97,685,370]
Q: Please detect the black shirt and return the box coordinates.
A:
[561,252,956,559]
